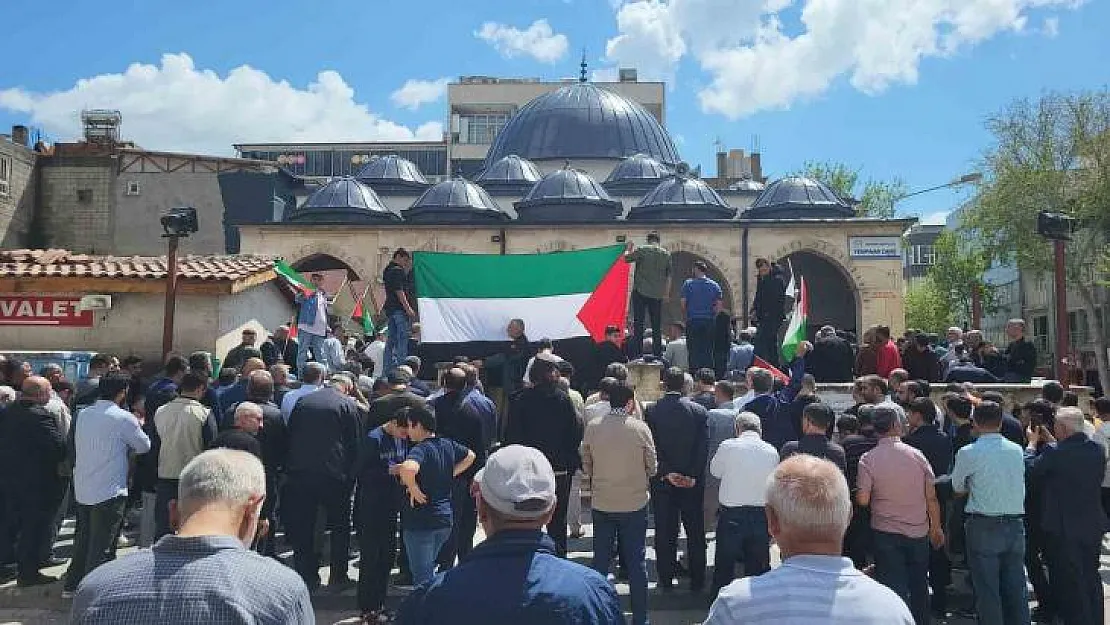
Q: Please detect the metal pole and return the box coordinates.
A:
[162,235,180,359]
[1053,239,1069,385]
[971,284,982,330]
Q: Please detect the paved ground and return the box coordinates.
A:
[3,509,1110,624]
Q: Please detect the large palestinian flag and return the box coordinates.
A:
[414,245,630,344]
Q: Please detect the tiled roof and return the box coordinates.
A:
[0,249,278,282]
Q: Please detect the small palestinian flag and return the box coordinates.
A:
[414,245,629,344]
[753,355,790,384]
[781,275,808,363]
[351,298,374,336]
[274,260,316,296]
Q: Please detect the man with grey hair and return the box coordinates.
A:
[70,449,313,624]
[1024,406,1107,625]
[704,455,913,624]
[280,361,327,422]
[708,411,779,596]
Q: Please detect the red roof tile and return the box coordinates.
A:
[0,249,278,282]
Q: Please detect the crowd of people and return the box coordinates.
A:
[0,239,1106,625]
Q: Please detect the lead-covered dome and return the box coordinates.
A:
[354,154,430,192]
[287,177,400,223]
[514,168,622,222]
[628,175,735,220]
[406,178,508,223]
[604,153,671,194]
[484,83,680,169]
[744,176,856,219]
[474,154,542,195]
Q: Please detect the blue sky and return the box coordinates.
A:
[2,0,1107,222]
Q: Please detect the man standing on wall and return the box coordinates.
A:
[625,231,671,360]
[295,272,329,376]
[751,258,786,368]
[682,261,723,372]
[383,249,417,374]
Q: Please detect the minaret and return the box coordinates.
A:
[580,50,588,83]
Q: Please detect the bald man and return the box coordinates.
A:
[0,376,67,586]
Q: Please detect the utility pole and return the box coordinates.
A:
[160,207,199,360]
[1037,210,1075,385]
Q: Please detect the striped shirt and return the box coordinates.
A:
[71,534,314,624]
[73,400,151,506]
[704,554,914,624]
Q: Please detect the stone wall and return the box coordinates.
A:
[0,140,37,248]
[38,157,116,253]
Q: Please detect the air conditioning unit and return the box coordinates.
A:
[125,181,141,196]
[78,294,112,311]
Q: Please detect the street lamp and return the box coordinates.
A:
[160,207,198,359]
[1037,210,1076,384]
[895,172,983,203]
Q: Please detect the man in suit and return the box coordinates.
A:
[1025,407,1108,625]
[645,367,709,592]
[0,376,67,586]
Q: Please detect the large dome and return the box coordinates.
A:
[484,82,680,169]
[744,176,856,219]
[629,175,735,220]
[288,177,400,223]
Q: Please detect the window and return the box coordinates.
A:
[76,189,93,203]
[1068,309,1088,346]
[0,156,11,196]
[458,113,509,144]
[908,244,936,266]
[1033,315,1049,354]
[125,181,141,196]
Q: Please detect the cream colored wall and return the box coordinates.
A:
[239,220,908,335]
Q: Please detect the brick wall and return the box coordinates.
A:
[0,140,37,248]
[39,156,116,253]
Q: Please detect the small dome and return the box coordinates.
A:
[628,175,735,220]
[605,153,671,184]
[288,177,400,223]
[485,82,680,168]
[354,154,430,190]
[474,154,542,195]
[407,178,508,223]
[728,178,766,192]
[514,168,622,222]
[744,176,855,219]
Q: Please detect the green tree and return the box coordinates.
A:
[964,90,1110,390]
[926,230,998,326]
[795,161,908,218]
[905,277,952,332]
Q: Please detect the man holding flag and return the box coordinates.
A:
[294,272,329,376]
[751,258,787,368]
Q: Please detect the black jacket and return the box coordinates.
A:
[209,428,262,458]
[0,400,66,488]
[286,387,361,483]
[903,423,953,477]
[1026,433,1109,541]
[752,272,786,323]
[1003,337,1036,382]
[746,357,806,451]
[808,336,855,382]
[366,390,426,434]
[484,336,532,396]
[902,347,941,382]
[505,384,582,473]
[841,433,878,492]
[944,362,999,384]
[261,337,299,368]
[221,400,287,479]
[781,434,846,473]
[431,391,487,479]
[644,393,709,480]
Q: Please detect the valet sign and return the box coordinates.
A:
[849,236,902,259]
[0,296,94,327]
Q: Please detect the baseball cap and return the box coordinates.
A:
[475,445,557,520]
[386,368,411,388]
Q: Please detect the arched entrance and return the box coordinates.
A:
[779,250,859,338]
[664,252,735,329]
[291,253,366,335]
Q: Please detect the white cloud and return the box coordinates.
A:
[602,0,1084,118]
[390,77,451,110]
[921,210,952,225]
[0,53,443,155]
[1042,16,1060,37]
[475,19,569,63]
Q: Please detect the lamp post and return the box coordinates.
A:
[1037,210,1075,385]
[160,207,199,359]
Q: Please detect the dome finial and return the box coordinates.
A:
[580,49,588,83]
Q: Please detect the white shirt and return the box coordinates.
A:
[74,400,151,505]
[321,336,345,372]
[363,339,385,378]
[280,383,322,422]
[664,336,689,371]
[298,292,329,337]
[710,431,780,507]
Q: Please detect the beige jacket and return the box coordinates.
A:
[581,410,657,513]
[154,397,210,480]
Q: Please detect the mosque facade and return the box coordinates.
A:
[238,80,914,338]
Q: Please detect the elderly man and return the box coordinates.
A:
[708,411,780,597]
[280,362,327,423]
[261,325,299,368]
[704,380,740,531]
[210,402,264,457]
[705,455,913,624]
[1025,406,1108,625]
[70,450,312,624]
[398,445,621,625]
[0,376,67,586]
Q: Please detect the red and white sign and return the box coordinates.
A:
[0,296,94,327]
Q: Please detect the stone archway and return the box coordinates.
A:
[778,250,860,337]
[664,251,736,329]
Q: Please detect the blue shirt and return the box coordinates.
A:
[71,534,313,625]
[950,432,1025,516]
[727,343,755,373]
[398,529,622,625]
[73,400,151,506]
[681,277,722,320]
[405,436,470,530]
[360,426,408,488]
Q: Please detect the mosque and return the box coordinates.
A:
[238,78,914,339]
